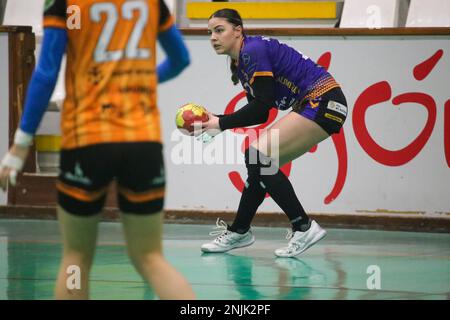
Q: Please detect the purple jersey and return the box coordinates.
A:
[237,36,340,110]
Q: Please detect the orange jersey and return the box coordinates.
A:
[43,0,174,149]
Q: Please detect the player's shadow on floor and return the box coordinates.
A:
[201,252,326,300]
[274,257,327,299]
[201,252,265,299]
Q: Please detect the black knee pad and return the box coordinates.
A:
[245,147,273,169]
[244,147,273,188]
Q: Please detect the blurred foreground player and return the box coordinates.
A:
[0,0,194,299]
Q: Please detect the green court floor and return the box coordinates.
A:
[0,219,449,300]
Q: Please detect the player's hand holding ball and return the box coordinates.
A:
[175,103,221,143]
[175,103,209,136]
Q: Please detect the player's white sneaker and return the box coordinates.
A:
[201,218,255,253]
[274,220,326,258]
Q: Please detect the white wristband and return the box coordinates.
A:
[14,128,34,147]
[9,170,18,186]
[196,129,222,144]
[197,132,215,143]
[1,153,25,171]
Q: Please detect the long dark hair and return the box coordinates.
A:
[209,9,244,85]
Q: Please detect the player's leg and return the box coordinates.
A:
[254,113,328,257]
[54,145,113,299]
[251,88,347,256]
[117,142,194,299]
[256,111,330,167]
[54,206,101,299]
[227,147,267,234]
[200,146,261,253]
[249,114,328,231]
[121,211,194,299]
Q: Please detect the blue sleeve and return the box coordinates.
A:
[19,28,67,135]
[157,25,190,84]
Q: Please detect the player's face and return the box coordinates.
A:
[208,18,242,57]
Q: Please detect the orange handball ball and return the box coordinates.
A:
[175,103,209,135]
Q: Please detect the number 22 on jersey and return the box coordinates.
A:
[90,0,150,63]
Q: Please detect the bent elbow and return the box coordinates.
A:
[170,53,190,76]
[179,52,191,71]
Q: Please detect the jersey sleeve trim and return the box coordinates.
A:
[250,71,274,84]
[43,16,66,29]
[159,15,174,33]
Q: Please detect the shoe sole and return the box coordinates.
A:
[275,229,327,258]
[201,237,255,253]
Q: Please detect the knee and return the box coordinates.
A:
[244,147,273,188]
[129,252,166,280]
[62,250,95,268]
[129,251,163,272]
[245,147,272,168]
[245,148,259,183]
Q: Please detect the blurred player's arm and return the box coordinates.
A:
[218,76,275,130]
[157,0,190,83]
[0,28,67,190]
[157,25,190,83]
[20,28,67,136]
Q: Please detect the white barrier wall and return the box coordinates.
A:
[0,33,8,205]
[158,35,450,216]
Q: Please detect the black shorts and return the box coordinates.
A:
[293,87,348,135]
[57,142,165,216]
